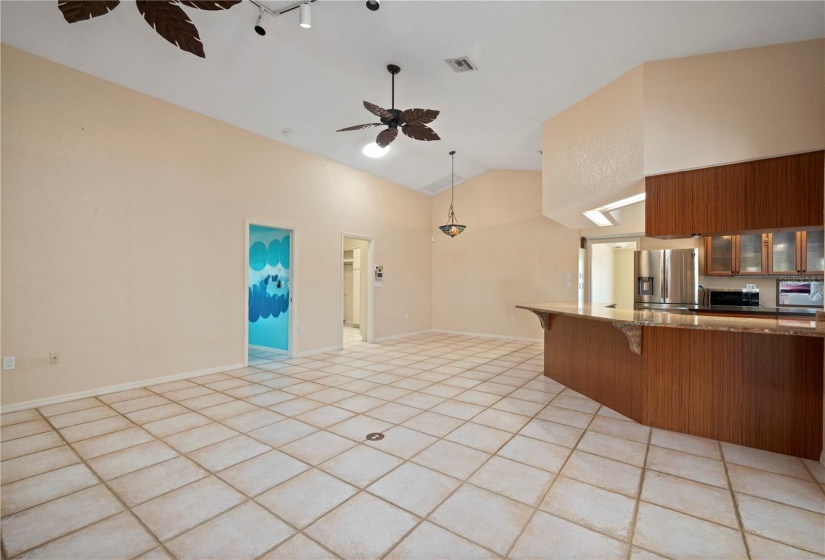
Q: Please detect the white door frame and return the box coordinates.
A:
[584,235,641,305]
[340,233,375,346]
[244,219,297,365]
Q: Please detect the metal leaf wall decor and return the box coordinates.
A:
[57,0,241,58]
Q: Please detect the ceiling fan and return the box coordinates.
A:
[56,0,241,58]
[337,64,441,149]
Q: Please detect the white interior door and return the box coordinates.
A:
[343,262,353,324]
[352,247,361,326]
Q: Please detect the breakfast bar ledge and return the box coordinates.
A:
[517,302,825,460]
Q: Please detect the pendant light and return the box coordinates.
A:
[439,151,466,238]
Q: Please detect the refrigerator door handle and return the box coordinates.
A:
[662,254,668,302]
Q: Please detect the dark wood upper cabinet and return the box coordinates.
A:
[646,151,824,238]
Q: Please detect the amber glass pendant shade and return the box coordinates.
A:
[439,151,466,238]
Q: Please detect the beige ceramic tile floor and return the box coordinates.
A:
[342,326,363,347]
[2,332,824,560]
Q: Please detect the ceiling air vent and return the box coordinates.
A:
[446,57,478,73]
[423,174,463,194]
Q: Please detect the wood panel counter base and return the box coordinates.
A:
[541,314,823,459]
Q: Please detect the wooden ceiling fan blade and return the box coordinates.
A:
[376,128,398,148]
[400,108,439,126]
[177,1,241,10]
[364,101,394,121]
[402,124,440,142]
[58,1,120,23]
[336,123,384,132]
[136,1,204,57]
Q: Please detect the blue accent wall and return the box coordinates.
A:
[248,225,290,351]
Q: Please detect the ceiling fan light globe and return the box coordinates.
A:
[363,143,389,158]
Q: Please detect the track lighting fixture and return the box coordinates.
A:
[249,0,319,34]
[254,8,266,36]
[366,0,380,11]
[299,3,311,28]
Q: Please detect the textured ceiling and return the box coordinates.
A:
[2,1,823,193]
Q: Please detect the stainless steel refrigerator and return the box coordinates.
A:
[633,249,699,311]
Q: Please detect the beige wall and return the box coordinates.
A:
[1,46,432,405]
[545,39,825,233]
[542,66,645,230]
[431,170,580,339]
[644,39,825,175]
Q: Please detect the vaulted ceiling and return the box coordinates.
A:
[2,1,822,193]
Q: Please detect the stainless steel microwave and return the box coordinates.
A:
[706,288,760,307]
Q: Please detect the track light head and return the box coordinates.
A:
[366,0,380,11]
[299,2,311,28]
[254,9,266,36]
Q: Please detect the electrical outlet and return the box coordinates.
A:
[510,315,515,322]
[566,282,572,289]
[299,324,305,334]
[49,352,60,365]
[404,313,409,320]
[3,356,15,370]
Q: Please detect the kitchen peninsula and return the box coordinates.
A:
[517,302,825,459]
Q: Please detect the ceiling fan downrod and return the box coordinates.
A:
[387,64,400,110]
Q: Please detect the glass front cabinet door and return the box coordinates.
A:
[704,236,735,276]
[768,231,801,275]
[735,233,768,275]
[802,229,824,274]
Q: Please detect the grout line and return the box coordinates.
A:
[720,440,753,560]
[501,400,605,559]
[3,412,167,560]
[245,346,544,558]
[624,418,653,560]
[10,336,801,560]
[799,456,825,497]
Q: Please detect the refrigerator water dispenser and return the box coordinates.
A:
[637,277,654,296]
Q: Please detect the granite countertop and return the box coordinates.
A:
[693,305,817,317]
[516,302,825,337]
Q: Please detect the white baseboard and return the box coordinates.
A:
[372,329,433,343]
[431,329,542,343]
[0,362,244,414]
